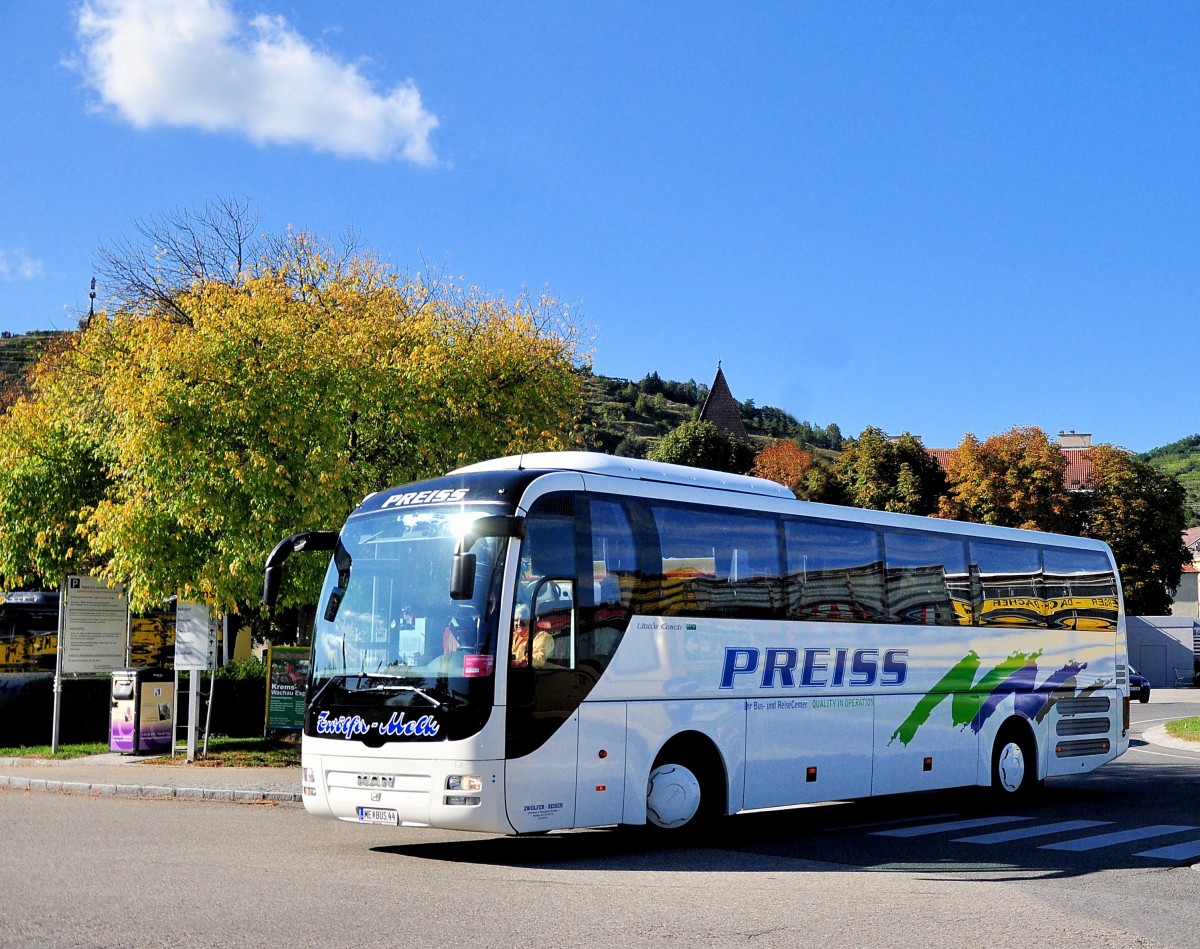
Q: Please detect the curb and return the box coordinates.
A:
[1141,724,1200,753]
[0,773,301,804]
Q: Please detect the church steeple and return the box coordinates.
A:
[698,362,749,441]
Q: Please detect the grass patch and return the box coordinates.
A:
[1164,717,1200,743]
[158,735,300,768]
[0,734,300,767]
[0,742,109,760]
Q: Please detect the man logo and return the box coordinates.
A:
[356,774,395,789]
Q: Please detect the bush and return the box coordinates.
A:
[216,658,266,681]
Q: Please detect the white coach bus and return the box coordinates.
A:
[262,452,1130,834]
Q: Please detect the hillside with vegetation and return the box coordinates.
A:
[1142,435,1200,525]
[577,369,844,459]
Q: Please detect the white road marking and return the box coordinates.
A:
[1136,839,1200,861]
[1040,825,1197,852]
[955,820,1112,844]
[873,816,1029,838]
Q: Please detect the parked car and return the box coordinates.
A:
[1128,666,1151,704]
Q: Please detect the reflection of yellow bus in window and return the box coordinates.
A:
[971,540,1120,631]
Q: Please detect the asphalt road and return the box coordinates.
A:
[1,697,1197,948]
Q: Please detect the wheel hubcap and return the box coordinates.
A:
[646,764,701,829]
[997,741,1026,793]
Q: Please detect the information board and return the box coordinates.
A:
[175,602,217,671]
[266,645,309,731]
[60,576,128,674]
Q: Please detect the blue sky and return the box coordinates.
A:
[2,1,1198,453]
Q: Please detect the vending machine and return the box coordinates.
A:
[109,668,174,754]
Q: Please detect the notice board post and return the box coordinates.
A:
[175,602,217,762]
[52,576,129,754]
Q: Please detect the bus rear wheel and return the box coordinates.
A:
[991,725,1039,798]
[646,763,703,830]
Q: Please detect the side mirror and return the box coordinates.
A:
[262,566,283,608]
[323,586,346,622]
[450,552,477,601]
[262,530,339,607]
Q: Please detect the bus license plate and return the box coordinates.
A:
[356,807,399,825]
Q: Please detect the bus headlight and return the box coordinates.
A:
[446,774,482,792]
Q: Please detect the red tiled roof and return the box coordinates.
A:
[926,447,1095,491]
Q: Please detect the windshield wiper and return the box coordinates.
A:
[345,674,443,707]
[307,673,344,711]
[345,671,456,710]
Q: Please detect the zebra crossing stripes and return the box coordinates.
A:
[868,814,1200,862]
[1040,824,1198,852]
[955,819,1112,844]
[873,816,1030,838]
[1136,838,1200,861]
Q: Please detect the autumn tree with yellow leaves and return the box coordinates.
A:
[0,227,586,614]
[938,427,1072,532]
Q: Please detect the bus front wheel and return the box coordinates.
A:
[991,725,1039,798]
[646,763,703,830]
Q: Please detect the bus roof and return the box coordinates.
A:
[452,452,797,500]
[451,452,1114,555]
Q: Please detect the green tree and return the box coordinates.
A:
[835,427,946,515]
[939,427,1071,531]
[0,231,586,614]
[0,344,110,586]
[647,420,754,474]
[796,456,848,504]
[1076,445,1189,615]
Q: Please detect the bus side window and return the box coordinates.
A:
[785,520,885,622]
[650,503,716,615]
[1043,547,1118,631]
[883,531,971,626]
[647,503,784,619]
[520,495,578,669]
[970,540,1046,628]
[582,498,637,669]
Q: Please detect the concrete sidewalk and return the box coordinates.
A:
[0,751,301,804]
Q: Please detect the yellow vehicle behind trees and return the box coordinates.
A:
[0,591,174,672]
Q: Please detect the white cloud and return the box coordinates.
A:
[0,250,45,281]
[75,0,439,165]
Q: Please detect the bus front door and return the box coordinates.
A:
[504,580,580,833]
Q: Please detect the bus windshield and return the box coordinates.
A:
[310,506,508,696]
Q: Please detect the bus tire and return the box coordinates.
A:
[991,722,1039,799]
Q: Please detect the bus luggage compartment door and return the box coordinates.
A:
[575,702,627,827]
[744,698,873,809]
